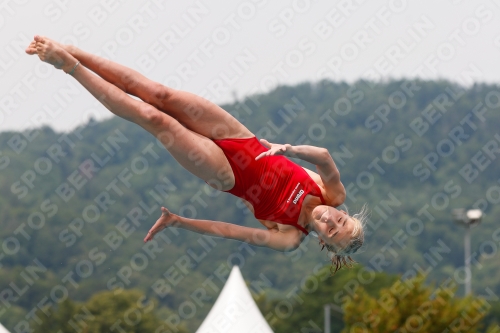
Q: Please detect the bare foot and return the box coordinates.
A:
[26,35,69,54]
[32,35,78,73]
[144,207,177,242]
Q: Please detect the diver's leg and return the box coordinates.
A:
[60,42,253,140]
[30,36,235,189]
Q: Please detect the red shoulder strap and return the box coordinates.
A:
[314,183,326,205]
[305,175,326,205]
[294,223,309,235]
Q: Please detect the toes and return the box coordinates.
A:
[25,41,37,54]
[26,47,37,55]
[34,35,45,43]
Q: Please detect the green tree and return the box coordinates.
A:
[33,299,85,333]
[260,265,397,333]
[342,275,496,333]
[32,290,188,333]
[84,289,161,333]
[482,301,500,331]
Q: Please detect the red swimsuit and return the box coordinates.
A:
[213,137,326,235]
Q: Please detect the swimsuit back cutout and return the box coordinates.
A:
[213,137,326,235]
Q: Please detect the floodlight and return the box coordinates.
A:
[466,209,483,224]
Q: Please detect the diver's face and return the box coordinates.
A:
[311,206,354,250]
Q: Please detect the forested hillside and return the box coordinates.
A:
[1,80,499,332]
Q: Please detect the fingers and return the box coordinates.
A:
[144,220,159,242]
[145,207,171,242]
[144,227,155,242]
[255,152,267,161]
[255,150,276,160]
[144,230,151,242]
[144,224,161,242]
[260,138,272,148]
[255,146,287,160]
[257,139,275,160]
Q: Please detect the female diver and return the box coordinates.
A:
[26,36,366,272]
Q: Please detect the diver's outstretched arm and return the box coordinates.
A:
[145,207,300,251]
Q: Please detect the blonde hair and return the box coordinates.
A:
[321,204,368,274]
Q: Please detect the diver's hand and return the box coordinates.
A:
[144,207,177,242]
[255,139,293,160]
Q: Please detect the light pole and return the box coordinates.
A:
[452,208,483,295]
[324,304,331,333]
[324,303,342,333]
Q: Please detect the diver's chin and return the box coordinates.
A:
[312,205,323,216]
[320,208,331,222]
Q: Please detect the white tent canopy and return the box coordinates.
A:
[0,323,10,333]
[196,266,273,333]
